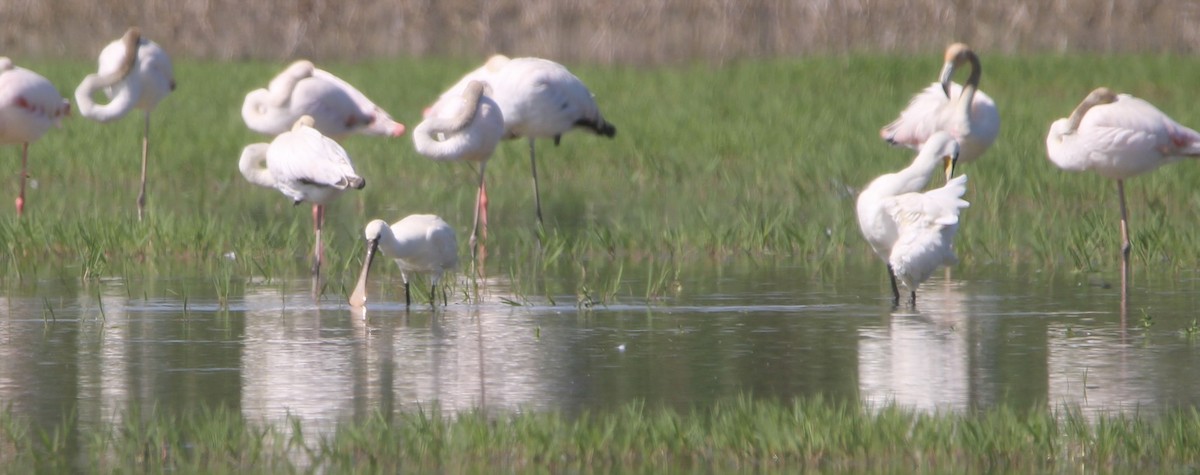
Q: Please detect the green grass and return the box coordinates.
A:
[4,54,1200,295]
[2,396,1199,473]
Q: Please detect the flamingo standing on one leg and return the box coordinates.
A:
[412,80,504,257]
[426,55,616,228]
[242,60,405,139]
[239,115,366,277]
[0,57,70,216]
[856,132,961,305]
[349,215,458,310]
[75,27,175,221]
[1046,87,1200,307]
[882,43,999,174]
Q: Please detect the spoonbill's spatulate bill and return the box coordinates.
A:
[350,215,458,310]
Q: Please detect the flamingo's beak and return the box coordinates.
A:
[939,61,956,98]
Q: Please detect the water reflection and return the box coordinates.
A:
[858,278,970,410]
[0,263,1198,437]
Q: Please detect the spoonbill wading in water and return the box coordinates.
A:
[242,60,405,139]
[1046,87,1200,307]
[426,55,615,229]
[0,57,70,216]
[412,80,503,256]
[349,215,458,310]
[75,27,175,221]
[857,132,967,305]
[882,43,999,175]
[239,116,366,277]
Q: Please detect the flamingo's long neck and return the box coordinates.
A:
[237,144,277,189]
[955,53,981,124]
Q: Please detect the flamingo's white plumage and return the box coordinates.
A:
[75,27,175,221]
[242,60,405,140]
[857,132,962,305]
[0,57,70,215]
[426,55,616,225]
[412,80,504,252]
[239,115,366,276]
[882,43,999,168]
[1046,87,1200,296]
[349,215,458,309]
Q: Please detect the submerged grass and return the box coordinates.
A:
[2,397,1199,473]
[3,54,1200,295]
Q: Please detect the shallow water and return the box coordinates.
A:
[1,262,1199,436]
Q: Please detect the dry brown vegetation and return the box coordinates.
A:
[3,0,1200,64]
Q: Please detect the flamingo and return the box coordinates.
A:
[1046,87,1200,302]
[242,60,405,140]
[881,43,999,171]
[0,57,70,216]
[857,132,962,305]
[349,215,458,309]
[426,55,616,226]
[75,27,175,221]
[412,80,504,254]
[239,115,366,277]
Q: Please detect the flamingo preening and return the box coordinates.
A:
[0,57,70,216]
[75,27,175,221]
[882,43,999,172]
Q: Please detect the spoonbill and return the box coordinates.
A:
[349,215,458,309]
[412,80,504,253]
[426,55,616,226]
[242,60,405,139]
[1046,87,1200,299]
[881,43,999,171]
[75,27,175,221]
[1,57,70,216]
[857,132,962,305]
[238,115,366,276]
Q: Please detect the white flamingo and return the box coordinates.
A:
[1046,87,1200,297]
[242,60,405,140]
[412,80,504,253]
[427,55,616,226]
[75,27,175,221]
[0,57,70,216]
[857,132,962,305]
[881,43,999,169]
[349,215,458,309]
[239,115,366,276]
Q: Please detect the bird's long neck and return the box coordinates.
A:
[238,144,277,189]
[412,83,490,161]
[261,63,313,108]
[429,82,487,134]
[954,53,981,123]
[1063,95,1106,134]
[74,74,139,122]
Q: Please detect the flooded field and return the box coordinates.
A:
[3,261,1198,439]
